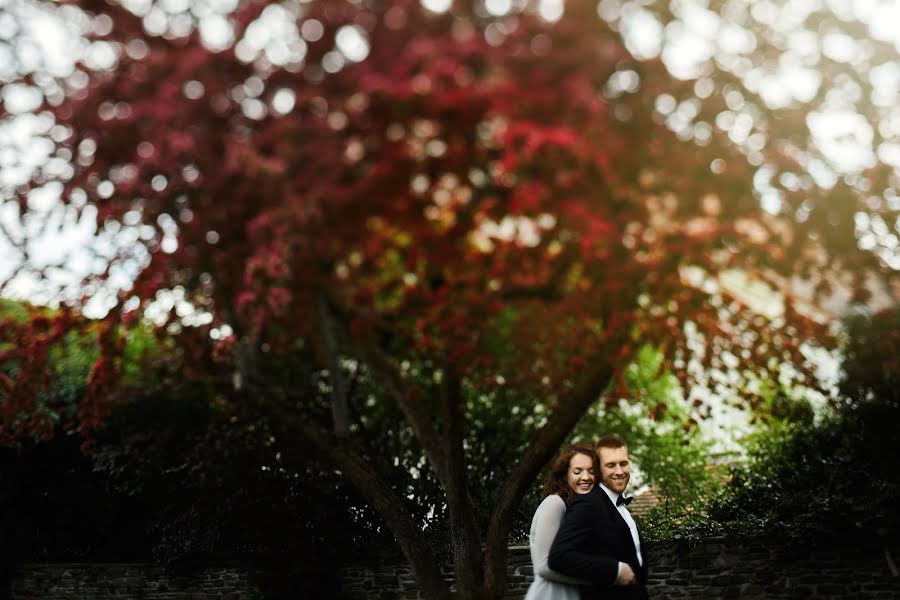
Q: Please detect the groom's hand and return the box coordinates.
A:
[616,562,636,586]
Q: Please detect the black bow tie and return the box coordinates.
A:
[616,495,633,507]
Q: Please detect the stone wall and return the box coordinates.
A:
[10,538,900,599]
[340,537,900,600]
[648,537,900,600]
[339,547,534,600]
[9,563,262,600]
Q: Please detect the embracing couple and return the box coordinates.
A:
[524,435,648,600]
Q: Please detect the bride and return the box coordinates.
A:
[524,443,597,600]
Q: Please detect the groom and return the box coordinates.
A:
[548,434,649,599]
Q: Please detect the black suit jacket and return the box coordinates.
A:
[547,487,649,600]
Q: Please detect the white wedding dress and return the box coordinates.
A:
[524,494,588,600]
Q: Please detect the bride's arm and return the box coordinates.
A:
[530,496,591,585]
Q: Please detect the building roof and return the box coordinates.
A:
[627,485,661,518]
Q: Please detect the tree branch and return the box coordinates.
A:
[354,335,451,487]
[266,395,453,600]
[318,289,451,486]
[314,289,350,436]
[483,360,615,599]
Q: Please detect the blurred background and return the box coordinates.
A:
[1,0,898,598]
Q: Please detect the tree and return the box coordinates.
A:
[1,0,896,598]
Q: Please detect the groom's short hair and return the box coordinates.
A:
[595,434,627,451]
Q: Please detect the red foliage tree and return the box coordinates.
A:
[1,0,896,597]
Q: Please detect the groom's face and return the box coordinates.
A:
[597,445,631,495]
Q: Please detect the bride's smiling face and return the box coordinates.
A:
[566,452,596,495]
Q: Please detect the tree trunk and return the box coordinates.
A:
[290,413,455,600]
[441,370,484,599]
[305,297,620,599]
[482,362,614,599]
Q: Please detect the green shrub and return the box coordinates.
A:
[687,308,900,545]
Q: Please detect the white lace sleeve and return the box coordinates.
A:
[530,495,591,585]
